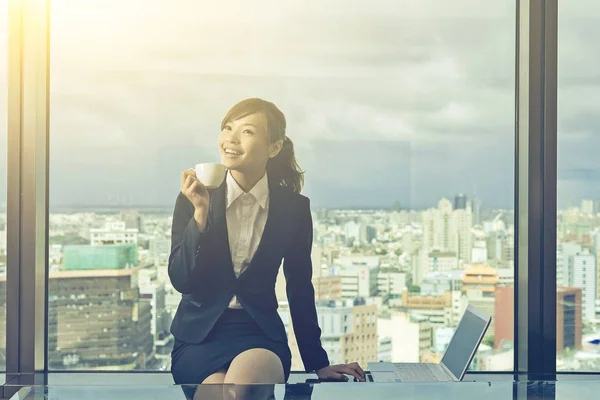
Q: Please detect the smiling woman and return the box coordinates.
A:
[170,98,366,397]
[46,0,515,379]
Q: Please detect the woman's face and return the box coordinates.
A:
[218,112,281,174]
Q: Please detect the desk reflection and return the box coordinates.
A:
[183,383,313,400]
[12,380,600,400]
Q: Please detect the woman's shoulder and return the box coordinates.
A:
[275,187,311,219]
[278,185,310,205]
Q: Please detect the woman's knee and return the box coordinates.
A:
[224,348,285,384]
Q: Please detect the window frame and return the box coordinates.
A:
[3,0,571,394]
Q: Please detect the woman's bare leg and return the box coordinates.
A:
[193,369,228,400]
[202,369,227,384]
[222,348,283,399]
[224,348,284,384]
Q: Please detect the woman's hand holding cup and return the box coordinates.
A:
[181,169,210,232]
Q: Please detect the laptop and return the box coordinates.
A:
[367,304,492,382]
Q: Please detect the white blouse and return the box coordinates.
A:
[225,171,269,308]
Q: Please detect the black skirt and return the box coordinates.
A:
[171,307,292,387]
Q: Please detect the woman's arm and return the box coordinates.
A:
[168,192,212,294]
[283,197,330,373]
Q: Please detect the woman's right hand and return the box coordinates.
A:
[181,169,210,231]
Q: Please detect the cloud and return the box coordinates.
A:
[1,1,599,209]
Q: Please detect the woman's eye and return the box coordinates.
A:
[243,129,254,135]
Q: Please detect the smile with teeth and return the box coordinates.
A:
[224,148,242,155]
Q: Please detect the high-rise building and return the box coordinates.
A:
[344,221,358,240]
[494,286,582,352]
[571,249,597,321]
[461,265,498,341]
[47,265,154,370]
[455,207,474,263]
[138,268,173,364]
[46,238,154,370]
[471,240,488,264]
[412,244,427,286]
[593,200,600,214]
[427,251,459,274]
[330,259,378,299]
[581,199,594,214]
[557,242,581,287]
[90,221,138,246]
[311,247,324,279]
[472,196,482,226]
[494,286,513,349]
[422,199,455,254]
[336,255,380,269]
[558,243,597,321]
[422,199,473,263]
[557,287,583,351]
[63,244,138,271]
[120,211,144,232]
[279,301,377,371]
[420,271,464,296]
[485,230,514,269]
[463,289,496,341]
[314,275,359,301]
[454,194,467,210]
[343,304,378,367]
[378,311,432,363]
[148,237,170,265]
[461,265,499,296]
[360,225,377,244]
[496,267,515,286]
[376,269,406,298]
[0,228,6,258]
[401,289,452,327]
[597,247,600,301]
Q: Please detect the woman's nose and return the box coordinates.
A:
[225,128,241,143]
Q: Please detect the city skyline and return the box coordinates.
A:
[2,186,599,372]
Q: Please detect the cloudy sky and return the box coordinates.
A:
[1,0,599,209]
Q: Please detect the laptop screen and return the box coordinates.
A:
[440,306,491,380]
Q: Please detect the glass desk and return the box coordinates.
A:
[7,381,600,400]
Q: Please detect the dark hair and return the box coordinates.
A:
[221,98,304,193]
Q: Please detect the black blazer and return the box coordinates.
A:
[168,178,330,373]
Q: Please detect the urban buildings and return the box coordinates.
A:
[494,286,583,353]
[1,193,599,372]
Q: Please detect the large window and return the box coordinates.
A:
[48,0,515,371]
[0,1,8,372]
[557,1,600,371]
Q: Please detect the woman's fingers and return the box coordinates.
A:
[336,365,363,381]
[350,362,365,379]
[181,169,196,187]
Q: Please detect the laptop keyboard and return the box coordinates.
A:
[394,363,453,382]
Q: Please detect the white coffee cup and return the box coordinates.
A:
[194,163,227,189]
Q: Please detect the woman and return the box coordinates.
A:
[168,98,365,395]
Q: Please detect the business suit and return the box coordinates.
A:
[168,177,330,384]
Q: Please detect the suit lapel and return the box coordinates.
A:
[209,180,236,280]
[243,182,291,275]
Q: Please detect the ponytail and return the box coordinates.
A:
[267,136,304,193]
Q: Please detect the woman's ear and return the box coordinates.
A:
[269,139,284,159]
